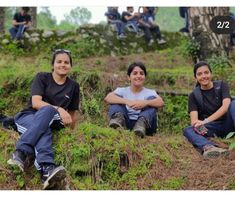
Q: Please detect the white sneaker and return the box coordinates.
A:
[148,39,154,46]
[117,33,127,39]
[157,38,167,44]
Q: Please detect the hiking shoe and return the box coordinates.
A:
[157,38,167,44]
[2,117,17,130]
[202,145,229,158]
[41,164,66,190]
[7,150,27,172]
[109,112,126,129]
[133,117,148,138]
[148,39,154,47]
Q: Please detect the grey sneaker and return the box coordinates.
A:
[7,150,34,172]
[157,38,167,44]
[133,117,148,138]
[7,150,26,172]
[109,112,126,129]
[203,145,229,158]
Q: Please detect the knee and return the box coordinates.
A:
[109,104,125,110]
[142,106,157,114]
[183,126,193,137]
[148,107,157,114]
[108,104,126,116]
[39,105,57,114]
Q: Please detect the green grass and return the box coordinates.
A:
[152,177,186,190]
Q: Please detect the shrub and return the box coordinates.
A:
[206,54,232,79]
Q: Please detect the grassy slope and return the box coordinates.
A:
[1,123,235,190]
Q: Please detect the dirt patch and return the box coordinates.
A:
[132,135,235,190]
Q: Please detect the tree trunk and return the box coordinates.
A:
[29,7,37,28]
[188,7,231,61]
[0,7,5,34]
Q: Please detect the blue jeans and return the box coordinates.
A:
[126,19,141,33]
[9,25,26,40]
[14,106,63,167]
[139,25,162,42]
[183,100,235,151]
[108,104,157,135]
[109,20,125,35]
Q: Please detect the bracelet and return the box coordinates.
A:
[204,118,209,124]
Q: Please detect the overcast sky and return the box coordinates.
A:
[45,6,140,24]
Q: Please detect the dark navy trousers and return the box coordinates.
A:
[14,106,63,168]
[183,100,235,151]
[108,104,157,135]
[9,25,26,40]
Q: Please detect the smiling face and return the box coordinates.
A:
[195,65,212,88]
[128,66,146,88]
[52,53,72,77]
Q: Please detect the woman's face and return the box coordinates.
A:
[128,66,146,88]
[195,65,212,86]
[53,53,71,77]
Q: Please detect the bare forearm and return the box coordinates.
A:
[104,92,128,105]
[207,106,229,122]
[13,21,25,26]
[146,98,164,108]
[32,96,59,110]
[206,98,230,123]
[190,111,199,126]
[32,100,52,110]
[68,111,78,129]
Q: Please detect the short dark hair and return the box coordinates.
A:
[51,49,73,67]
[127,61,147,76]
[22,7,30,13]
[193,61,212,77]
[127,7,134,10]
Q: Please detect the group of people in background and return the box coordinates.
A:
[8,7,235,46]
[105,6,167,46]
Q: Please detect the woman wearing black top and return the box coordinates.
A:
[184,61,235,158]
[8,49,80,189]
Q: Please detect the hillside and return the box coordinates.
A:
[1,25,235,190]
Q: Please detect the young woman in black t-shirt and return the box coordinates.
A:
[184,61,235,158]
[7,49,80,189]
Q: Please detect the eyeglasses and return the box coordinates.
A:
[53,49,71,55]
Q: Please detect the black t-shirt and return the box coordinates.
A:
[121,11,132,22]
[13,12,31,27]
[188,81,230,120]
[23,72,80,112]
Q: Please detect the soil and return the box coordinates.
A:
[135,135,235,190]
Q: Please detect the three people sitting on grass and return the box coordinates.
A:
[6,58,235,190]
[184,61,235,158]
[104,61,164,138]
